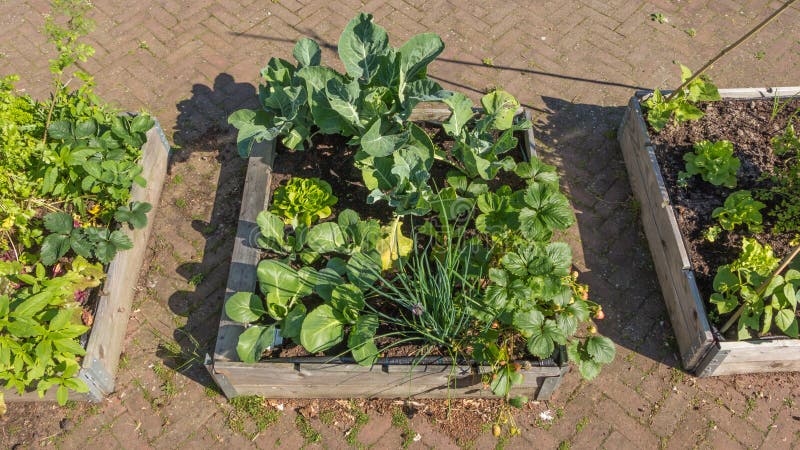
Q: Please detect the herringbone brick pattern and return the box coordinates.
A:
[2,0,800,448]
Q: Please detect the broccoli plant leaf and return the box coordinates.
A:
[337,13,390,82]
[228,109,281,157]
[441,91,474,138]
[293,38,322,67]
[360,119,410,157]
[481,90,519,131]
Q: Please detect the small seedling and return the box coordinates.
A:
[755,51,766,60]
[575,416,589,433]
[684,28,696,37]
[342,400,370,446]
[391,408,416,449]
[188,272,204,286]
[650,13,668,23]
[319,410,335,425]
[482,57,495,67]
[175,198,187,208]
[295,415,322,444]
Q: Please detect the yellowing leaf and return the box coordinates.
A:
[375,218,413,270]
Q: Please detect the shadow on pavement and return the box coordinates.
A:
[535,96,681,370]
[159,73,258,387]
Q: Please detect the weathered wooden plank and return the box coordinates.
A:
[227,383,550,399]
[5,121,170,402]
[619,99,714,371]
[213,139,276,363]
[716,87,800,99]
[523,109,537,159]
[697,340,800,377]
[80,123,170,398]
[216,362,562,399]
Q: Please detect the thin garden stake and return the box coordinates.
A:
[719,244,800,334]
[665,0,798,102]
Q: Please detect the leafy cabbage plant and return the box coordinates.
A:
[679,140,740,188]
[270,177,338,228]
[229,14,533,217]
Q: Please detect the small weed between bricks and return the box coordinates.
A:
[391,407,417,449]
[226,396,281,440]
[295,414,322,445]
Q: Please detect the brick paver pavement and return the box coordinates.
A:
[2,0,800,448]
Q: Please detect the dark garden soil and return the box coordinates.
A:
[649,98,800,329]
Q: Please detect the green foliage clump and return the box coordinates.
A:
[757,120,800,234]
[712,190,765,232]
[0,256,105,403]
[225,13,614,406]
[771,121,800,156]
[0,0,155,404]
[679,140,740,188]
[710,238,798,339]
[229,13,533,217]
[642,63,720,132]
[270,177,338,228]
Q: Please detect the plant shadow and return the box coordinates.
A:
[157,73,258,386]
[535,96,681,369]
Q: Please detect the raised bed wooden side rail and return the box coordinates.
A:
[208,107,571,400]
[618,87,800,377]
[5,121,171,402]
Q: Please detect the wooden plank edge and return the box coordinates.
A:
[213,138,276,363]
[619,99,714,370]
[81,121,170,398]
[523,109,537,160]
[634,87,800,102]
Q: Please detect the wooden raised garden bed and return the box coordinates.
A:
[618,87,800,376]
[206,107,571,400]
[5,121,170,402]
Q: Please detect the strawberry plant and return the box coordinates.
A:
[0,0,155,403]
